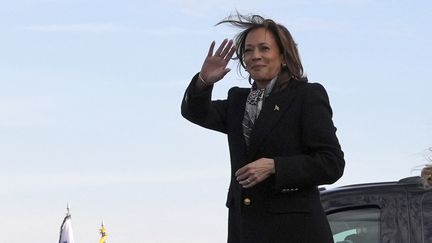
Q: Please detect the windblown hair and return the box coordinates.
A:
[217,13,307,89]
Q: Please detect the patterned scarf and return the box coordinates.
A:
[242,77,277,147]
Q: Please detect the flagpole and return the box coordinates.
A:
[99,220,108,243]
[66,202,70,216]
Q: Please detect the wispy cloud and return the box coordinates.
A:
[17,23,134,33]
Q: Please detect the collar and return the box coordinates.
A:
[251,76,278,97]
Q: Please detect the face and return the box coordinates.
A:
[244,27,284,86]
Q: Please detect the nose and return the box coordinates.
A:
[251,49,261,61]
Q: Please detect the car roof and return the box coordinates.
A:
[320,176,424,196]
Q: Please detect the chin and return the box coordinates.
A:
[250,72,274,83]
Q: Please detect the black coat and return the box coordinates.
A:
[181,74,345,243]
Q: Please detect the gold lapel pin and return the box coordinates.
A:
[274,105,280,111]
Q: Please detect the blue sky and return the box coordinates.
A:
[0,0,431,242]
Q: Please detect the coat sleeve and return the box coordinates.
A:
[273,83,345,189]
[181,73,230,134]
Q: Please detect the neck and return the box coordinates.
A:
[255,80,271,89]
[255,75,279,90]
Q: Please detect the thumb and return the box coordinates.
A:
[221,68,231,77]
[213,68,232,83]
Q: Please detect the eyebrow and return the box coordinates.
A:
[245,42,269,47]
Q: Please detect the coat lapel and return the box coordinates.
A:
[247,88,297,161]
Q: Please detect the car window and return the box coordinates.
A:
[327,207,380,243]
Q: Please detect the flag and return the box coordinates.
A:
[99,221,107,243]
[59,204,75,243]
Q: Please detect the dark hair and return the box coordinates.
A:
[217,13,307,89]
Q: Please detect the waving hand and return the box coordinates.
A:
[199,39,236,86]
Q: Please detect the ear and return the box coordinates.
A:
[281,56,287,68]
[279,53,286,67]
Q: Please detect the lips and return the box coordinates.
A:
[250,64,266,70]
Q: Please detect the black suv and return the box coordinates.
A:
[320,176,432,243]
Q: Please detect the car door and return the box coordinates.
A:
[322,187,410,243]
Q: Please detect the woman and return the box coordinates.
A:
[181,13,345,243]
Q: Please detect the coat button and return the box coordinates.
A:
[243,197,251,206]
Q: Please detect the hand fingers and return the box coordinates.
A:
[219,40,234,59]
[236,171,249,181]
[214,39,228,56]
[225,44,236,61]
[235,166,250,186]
[236,165,258,188]
[221,68,231,78]
[235,165,248,177]
[239,178,255,188]
[207,41,215,57]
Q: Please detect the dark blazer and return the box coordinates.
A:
[181,73,345,243]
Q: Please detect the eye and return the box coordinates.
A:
[244,48,252,53]
[261,46,270,51]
